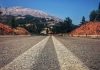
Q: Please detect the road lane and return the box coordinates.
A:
[0,36,49,70]
[52,36,89,70]
[55,36,100,70]
[0,36,46,68]
[32,37,61,70]
[0,35,100,70]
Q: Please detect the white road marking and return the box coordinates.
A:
[52,36,89,70]
[0,36,50,70]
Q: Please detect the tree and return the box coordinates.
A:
[95,2,100,21]
[0,6,2,15]
[94,2,100,21]
[89,2,100,21]
[63,17,72,32]
[0,6,2,22]
[10,17,17,28]
[89,10,97,21]
[80,16,86,25]
[64,17,72,24]
[53,17,73,33]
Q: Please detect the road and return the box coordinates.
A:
[0,35,100,70]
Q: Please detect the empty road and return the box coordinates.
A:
[0,35,100,70]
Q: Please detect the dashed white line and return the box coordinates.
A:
[0,36,50,70]
[52,36,89,70]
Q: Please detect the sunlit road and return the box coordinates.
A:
[0,35,100,70]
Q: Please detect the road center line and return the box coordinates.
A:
[52,36,89,70]
[0,36,50,70]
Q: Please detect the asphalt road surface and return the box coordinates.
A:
[0,35,100,70]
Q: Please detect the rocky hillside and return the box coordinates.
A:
[70,22,100,35]
[14,27,30,35]
[0,23,30,35]
[0,23,13,35]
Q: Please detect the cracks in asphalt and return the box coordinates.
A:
[31,37,61,70]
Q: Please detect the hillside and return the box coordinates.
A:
[0,23,30,35]
[70,22,100,36]
[14,27,30,35]
[0,23,13,35]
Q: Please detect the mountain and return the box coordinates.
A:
[1,6,62,22]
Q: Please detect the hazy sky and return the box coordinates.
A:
[0,0,99,24]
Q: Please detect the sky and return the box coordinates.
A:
[0,0,99,24]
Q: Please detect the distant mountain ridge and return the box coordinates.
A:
[1,6,62,22]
